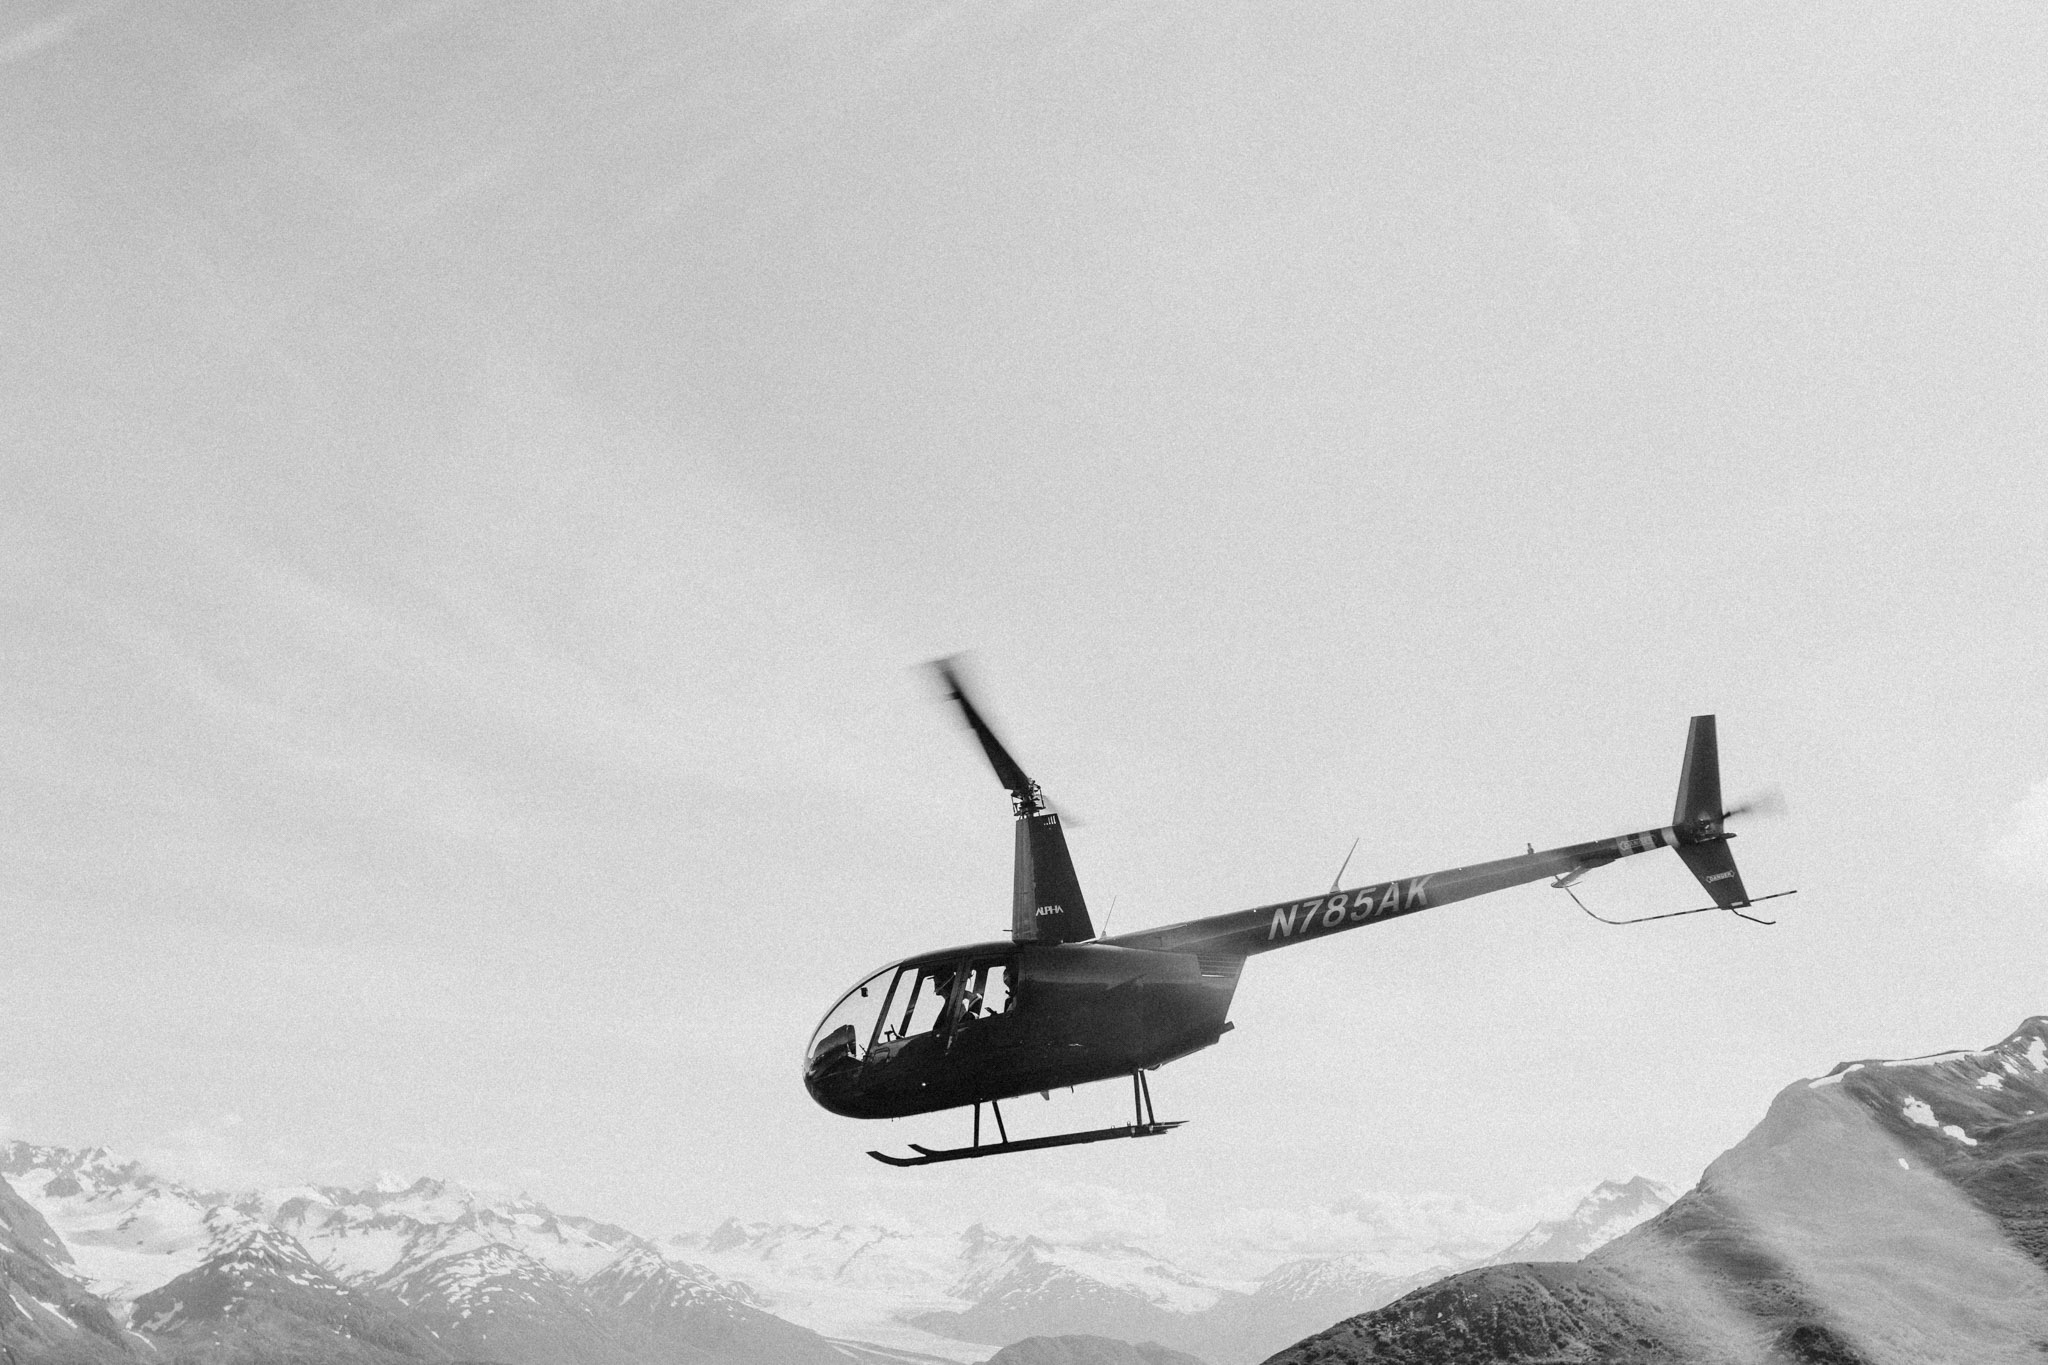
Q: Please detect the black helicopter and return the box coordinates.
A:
[804,660,1789,1166]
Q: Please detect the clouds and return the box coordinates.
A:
[0,9,78,66]
[1204,1187,1567,1275]
[1987,779,2048,886]
[963,1177,1579,1280]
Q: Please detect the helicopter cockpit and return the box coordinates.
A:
[803,944,1018,1115]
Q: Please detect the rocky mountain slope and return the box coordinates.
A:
[0,1173,134,1364]
[1268,1016,2048,1365]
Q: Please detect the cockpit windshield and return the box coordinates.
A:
[805,965,893,1074]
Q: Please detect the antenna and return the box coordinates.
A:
[1099,895,1119,937]
[1329,838,1360,894]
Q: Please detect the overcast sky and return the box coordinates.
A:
[4,0,2046,1270]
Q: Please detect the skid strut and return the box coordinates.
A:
[869,1072,1183,1167]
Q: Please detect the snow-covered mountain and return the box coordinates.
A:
[131,1206,444,1364]
[586,1244,850,1365]
[1480,1175,1674,1264]
[667,1189,1656,1365]
[0,1138,1664,1365]
[0,1148,841,1365]
[275,1177,647,1290]
[1,1142,226,1304]
[378,1239,627,1365]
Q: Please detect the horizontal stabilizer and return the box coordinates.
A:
[1676,836,1751,909]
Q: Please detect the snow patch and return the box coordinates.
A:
[2030,1037,2047,1073]
[1977,1074,2006,1091]
[1901,1096,1979,1146]
[1810,1062,1869,1089]
[1897,1158,1910,1170]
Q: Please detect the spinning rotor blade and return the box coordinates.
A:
[930,656,1037,802]
[1721,786,1787,823]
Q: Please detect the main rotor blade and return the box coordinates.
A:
[930,656,1036,800]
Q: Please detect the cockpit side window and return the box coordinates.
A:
[956,956,1012,1024]
[886,962,959,1042]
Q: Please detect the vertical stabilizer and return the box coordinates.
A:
[1672,715,1723,837]
[1013,811,1094,944]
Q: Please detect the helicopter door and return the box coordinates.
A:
[878,961,964,1048]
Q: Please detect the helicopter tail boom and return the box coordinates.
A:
[1103,713,1780,958]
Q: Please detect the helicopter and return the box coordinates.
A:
[804,660,1791,1166]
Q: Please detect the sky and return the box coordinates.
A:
[3,0,2046,1272]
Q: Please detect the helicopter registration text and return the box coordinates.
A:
[1267,877,1434,942]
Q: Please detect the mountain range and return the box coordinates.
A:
[0,1139,1665,1365]
[1270,1015,2048,1365]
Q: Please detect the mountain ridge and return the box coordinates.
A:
[1268,1014,2048,1365]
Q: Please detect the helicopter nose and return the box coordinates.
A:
[803,1071,874,1119]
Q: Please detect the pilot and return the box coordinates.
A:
[929,967,959,1034]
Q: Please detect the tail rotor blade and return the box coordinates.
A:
[1722,786,1787,823]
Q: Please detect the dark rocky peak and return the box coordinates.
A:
[1,1140,241,1216]
[962,1222,1030,1249]
[0,1172,131,1362]
[1252,1254,1432,1303]
[702,1215,767,1253]
[0,1250,133,1362]
[557,1213,638,1247]
[0,1170,74,1264]
[983,1337,1209,1365]
[2,1141,157,1200]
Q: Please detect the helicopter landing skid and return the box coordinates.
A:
[869,1072,1181,1167]
[868,1120,1183,1166]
